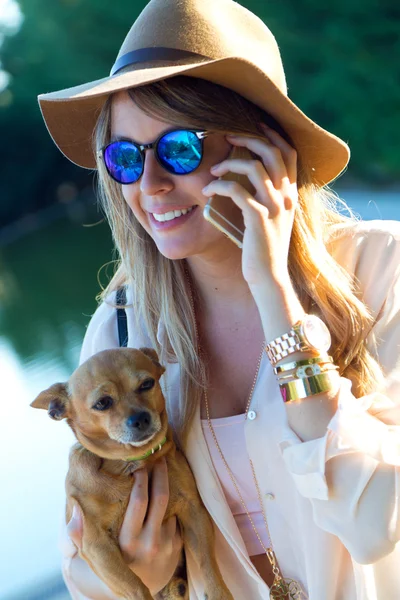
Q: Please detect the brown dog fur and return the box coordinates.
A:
[31,347,233,600]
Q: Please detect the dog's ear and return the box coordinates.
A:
[139,347,166,376]
[30,382,69,421]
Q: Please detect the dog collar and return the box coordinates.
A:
[125,436,167,462]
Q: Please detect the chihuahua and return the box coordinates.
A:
[31,347,233,600]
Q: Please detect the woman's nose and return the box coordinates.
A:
[139,149,174,196]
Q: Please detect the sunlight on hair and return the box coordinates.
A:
[91,76,386,450]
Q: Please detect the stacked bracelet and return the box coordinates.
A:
[279,369,340,403]
[277,364,339,382]
[265,315,339,403]
[273,354,333,375]
[272,355,340,403]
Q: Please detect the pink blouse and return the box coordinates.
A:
[201,413,272,556]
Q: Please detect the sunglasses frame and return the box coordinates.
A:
[98,128,211,185]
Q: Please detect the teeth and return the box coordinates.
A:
[153,206,194,222]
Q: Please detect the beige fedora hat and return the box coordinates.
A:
[37,0,350,186]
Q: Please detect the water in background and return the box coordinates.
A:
[0,188,399,599]
[0,203,113,599]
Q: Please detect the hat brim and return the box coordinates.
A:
[38,56,350,186]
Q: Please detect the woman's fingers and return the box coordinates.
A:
[164,515,179,545]
[205,131,298,214]
[206,161,281,216]
[144,457,170,539]
[170,516,184,553]
[120,468,149,548]
[226,134,289,188]
[208,129,297,202]
[259,124,298,184]
[158,515,183,562]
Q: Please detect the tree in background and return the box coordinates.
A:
[0,0,399,226]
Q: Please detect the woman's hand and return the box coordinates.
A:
[202,124,298,293]
[67,457,183,596]
[118,458,183,594]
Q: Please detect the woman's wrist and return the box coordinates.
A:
[283,380,341,442]
[253,281,306,349]
[252,279,342,441]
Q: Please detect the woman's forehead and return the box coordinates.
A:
[110,90,174,144]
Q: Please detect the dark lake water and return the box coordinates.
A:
[1,189,399,598]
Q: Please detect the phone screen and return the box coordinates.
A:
[203,145,257,248]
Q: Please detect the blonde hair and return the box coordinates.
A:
[92,76,385,451]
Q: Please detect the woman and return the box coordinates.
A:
[38,0,400,598]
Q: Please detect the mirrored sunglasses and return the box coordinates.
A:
[98,129,211,185]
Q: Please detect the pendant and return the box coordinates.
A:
[269,577,307,599]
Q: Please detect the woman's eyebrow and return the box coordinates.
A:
[109,134,131,143]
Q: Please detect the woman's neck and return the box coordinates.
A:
[184,254,257,320]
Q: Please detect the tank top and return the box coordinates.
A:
[201,413,271,556]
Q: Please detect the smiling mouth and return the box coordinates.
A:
[151,205,197,222]
[149,205,199,226]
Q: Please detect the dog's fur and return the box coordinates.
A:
[31,347,233,600]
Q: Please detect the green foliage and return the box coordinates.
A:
[251,0,400,182]
[0,0,399,225]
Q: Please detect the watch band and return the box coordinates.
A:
[265,319,310,366]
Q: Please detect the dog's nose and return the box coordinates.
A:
[126,411,152,432]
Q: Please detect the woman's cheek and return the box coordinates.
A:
[122,188,141,217]
[122,188,150,228]
[121,186,134,210]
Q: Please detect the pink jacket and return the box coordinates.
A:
[60,218,400,599]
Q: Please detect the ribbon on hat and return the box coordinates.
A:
[111,47,212,76]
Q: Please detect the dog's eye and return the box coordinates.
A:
[93,396,114,411]
[139,378,155,392]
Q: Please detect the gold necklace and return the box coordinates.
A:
[184,266,307,600]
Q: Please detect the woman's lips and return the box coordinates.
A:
[149,205,199,230]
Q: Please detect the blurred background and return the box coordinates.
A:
[0,0,399,598]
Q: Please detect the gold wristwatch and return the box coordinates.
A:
[265,314,332,366]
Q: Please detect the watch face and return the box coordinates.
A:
[302,315,331,352]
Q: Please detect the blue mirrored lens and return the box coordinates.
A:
[104,141,142,184]
[157,130,202,174]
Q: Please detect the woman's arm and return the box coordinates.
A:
[253,256,400,565]
[253,279,340,441]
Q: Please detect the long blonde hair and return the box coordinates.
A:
[92,76,385,450]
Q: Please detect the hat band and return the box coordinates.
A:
[110,47,212,76]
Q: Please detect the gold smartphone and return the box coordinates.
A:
[203,145,257,248]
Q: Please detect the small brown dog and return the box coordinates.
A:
[31,347,233,600]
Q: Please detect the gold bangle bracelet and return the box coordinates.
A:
[277,364,339,383]
[273,354,333,374]
[279,370,340,403]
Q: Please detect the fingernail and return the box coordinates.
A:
[210,164,220,172]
